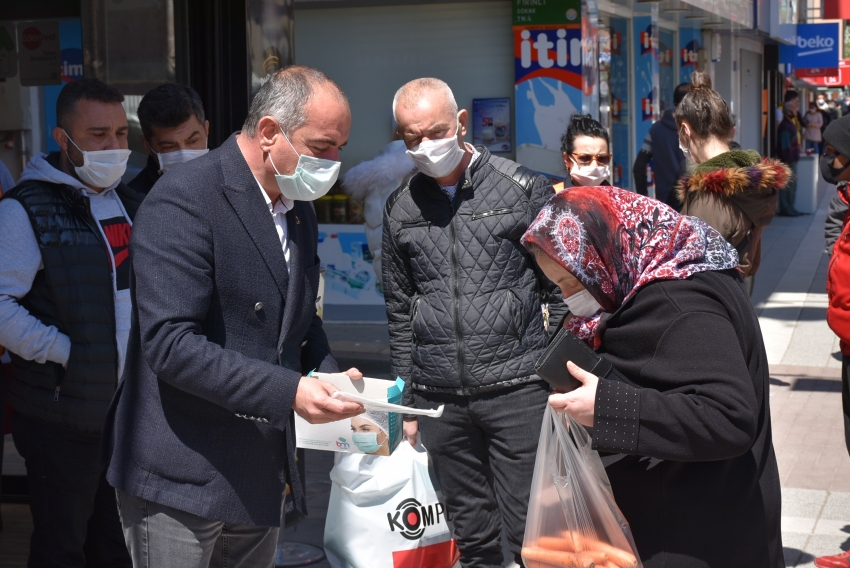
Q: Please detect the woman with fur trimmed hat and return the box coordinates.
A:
[675,70,790,284]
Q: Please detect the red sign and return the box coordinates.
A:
[824,0,850,19]
[799,59,850,87]
[21,27,44,50]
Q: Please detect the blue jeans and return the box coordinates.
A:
[116,490,279,568]
[806,140,821,155]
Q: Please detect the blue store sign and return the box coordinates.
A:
[780,23,840,70]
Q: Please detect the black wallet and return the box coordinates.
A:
[534,327,629,392]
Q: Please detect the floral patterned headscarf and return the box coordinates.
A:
[521,186,738,348]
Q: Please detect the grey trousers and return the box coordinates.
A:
[116,489,279,568]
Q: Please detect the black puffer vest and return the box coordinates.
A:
[3,178,140,434]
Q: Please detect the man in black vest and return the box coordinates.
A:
[105,66,364,566]
[128,83,210,194]
[0,79,138,566]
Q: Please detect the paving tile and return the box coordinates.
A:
[814,519,850,537]
[782,488,828,518]
[784,516,818,534]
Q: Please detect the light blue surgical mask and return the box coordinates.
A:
[352,432,382,454]
[269,125,341,201]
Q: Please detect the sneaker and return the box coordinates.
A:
[814,551,850,567]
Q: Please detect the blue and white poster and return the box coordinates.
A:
[473,98,511,153]
[609,17,630,189]
[633,16,657,193]
[679,28,701,84]
[318,226,383,306]
[514,25,583,178]
[659,28,675,113]
[45,19,82,153]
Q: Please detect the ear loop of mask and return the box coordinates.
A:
[62,129,85,168]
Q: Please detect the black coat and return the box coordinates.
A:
[591,269,782,568]
[105,134,337,527]
[382,147,564,399]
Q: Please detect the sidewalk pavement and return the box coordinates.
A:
[2,179,849,567]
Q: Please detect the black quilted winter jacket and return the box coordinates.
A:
[382,147,564,401]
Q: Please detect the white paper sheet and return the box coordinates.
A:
[331,390,444,418]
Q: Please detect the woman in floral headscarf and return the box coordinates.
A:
[521,187,782,568]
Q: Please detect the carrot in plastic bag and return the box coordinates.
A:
[522,546,595,568]
[561,532,637,568]
[535,536,577,552]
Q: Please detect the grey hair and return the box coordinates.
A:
[392,77,458,122]
[242,65,347,137]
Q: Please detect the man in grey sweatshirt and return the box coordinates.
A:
[0,79,140,566]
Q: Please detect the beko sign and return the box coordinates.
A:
[793,23,840,69]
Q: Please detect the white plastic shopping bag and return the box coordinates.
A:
[324,441,460,568]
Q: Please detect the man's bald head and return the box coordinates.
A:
[392,78,458,123]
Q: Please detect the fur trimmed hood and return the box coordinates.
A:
[676,153,791,203]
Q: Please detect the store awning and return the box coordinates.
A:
[799,60,850,87]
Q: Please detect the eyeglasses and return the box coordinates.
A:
[569,153,612,166]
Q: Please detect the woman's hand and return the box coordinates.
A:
[548,361,598,427]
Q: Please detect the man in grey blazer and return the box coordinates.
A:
[105,66,363,566]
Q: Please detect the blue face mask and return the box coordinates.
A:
[352,432,382,454]
[269,125,341,202]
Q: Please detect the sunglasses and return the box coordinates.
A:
[569,152,612,166]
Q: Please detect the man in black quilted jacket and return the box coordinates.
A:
[383,78,563,568]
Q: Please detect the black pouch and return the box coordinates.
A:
[534,327,631,392]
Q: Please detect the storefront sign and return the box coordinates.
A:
[472,98,511,153]
[799,59,850,87]
[0,22,17,79]
[17,20,61,86]
[780,23,840,70]
[679,28,702,84]
[45,20,82,153]
[513,0,580,26]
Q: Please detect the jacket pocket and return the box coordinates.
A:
[401,219,430,228]
[471,207,513,221]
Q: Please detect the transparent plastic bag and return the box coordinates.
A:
[522,406,642,568]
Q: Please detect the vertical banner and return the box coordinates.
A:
[609,17,630,190]
[44,19,83,153]
[658,28,675,112]
[513,0,583,178]
[472,98,512,153]
[679,28,702,84]
[633,15,658,194]
[581,0,599,119]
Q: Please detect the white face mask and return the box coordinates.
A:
[406,119,466,179]
[156,147,209,174]
[563,289,603,318]
[64,130,130,188]
[679,127,694,163]
[570,164,610,186]
[270,125,341,201]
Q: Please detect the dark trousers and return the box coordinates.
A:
[779,161,798,214]
[412,381,550,568]
[11,412,131,568]
[841,355,850,453]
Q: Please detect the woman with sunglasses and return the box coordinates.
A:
[553,114,611,192]
[675,70,789,283]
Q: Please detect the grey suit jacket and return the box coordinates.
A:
[105,134,337,526]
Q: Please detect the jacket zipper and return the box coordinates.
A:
[410,297,421,344]
[508,288,525,341]
[69,190,121,397]
[447,180,472,388]
[471,207,512,221]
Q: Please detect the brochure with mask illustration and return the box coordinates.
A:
[294,373,406,456]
